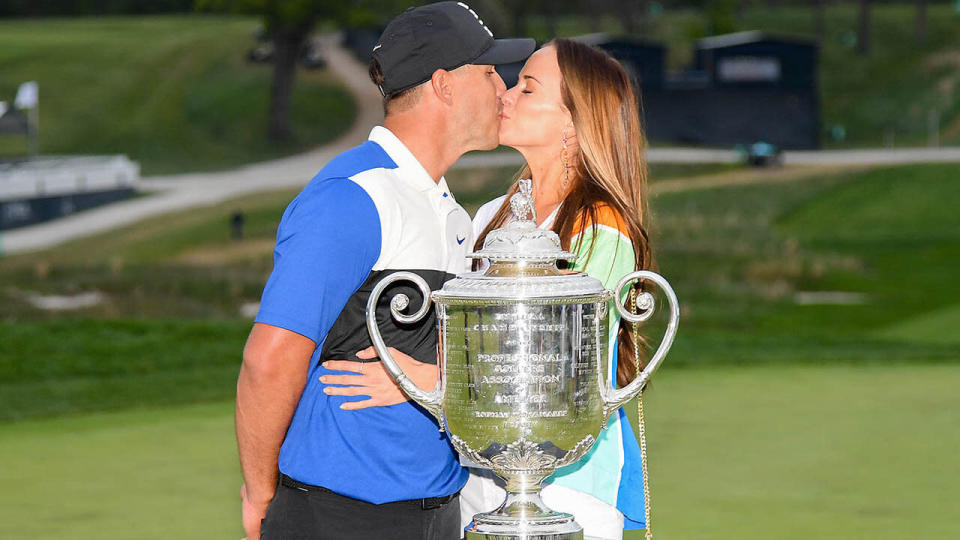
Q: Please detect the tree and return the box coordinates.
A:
[916,0,928,45]
[615,0,644,35]
[498,0,580,40]
[199,0,348,141]
[705,0,738,36]
[199,1,415,141]
[813,0,827,41]
[857,0,871,55]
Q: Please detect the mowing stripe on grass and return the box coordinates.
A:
[876,303,960,345]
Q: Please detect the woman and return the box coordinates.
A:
[461,38,653,540]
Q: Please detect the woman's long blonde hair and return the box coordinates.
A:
[474,38,653,387]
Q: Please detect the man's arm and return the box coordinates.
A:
[237,323,316,540]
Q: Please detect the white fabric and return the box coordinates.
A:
[460,467,624,540]
[360,127,473,275]
[471,195,504,241]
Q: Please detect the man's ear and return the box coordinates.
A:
[430,69,454,106]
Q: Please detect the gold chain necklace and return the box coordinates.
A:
[631,287,653,540]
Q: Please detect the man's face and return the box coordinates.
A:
[451,64,507,152]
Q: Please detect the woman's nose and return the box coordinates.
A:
[502,85,518,107]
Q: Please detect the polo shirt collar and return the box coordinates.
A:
[369,126,443,193]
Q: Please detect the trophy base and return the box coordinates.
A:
[463,474,585,540]
[464,512,583,540]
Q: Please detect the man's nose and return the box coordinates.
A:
[494,71,507,96]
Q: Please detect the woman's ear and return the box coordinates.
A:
[563,121,579,147]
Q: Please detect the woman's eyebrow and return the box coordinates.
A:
[521,75,542,84]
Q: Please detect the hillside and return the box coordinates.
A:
[0,15,355,174]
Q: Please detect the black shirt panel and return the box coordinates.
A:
[318,269,454,366]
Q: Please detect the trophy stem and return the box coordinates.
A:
[499,473,550,518]
[465,473,584,540]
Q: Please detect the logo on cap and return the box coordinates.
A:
[457,2,493,37]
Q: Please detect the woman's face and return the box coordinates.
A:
[499,46,572,152]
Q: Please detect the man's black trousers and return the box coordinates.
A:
[260,474,461,540]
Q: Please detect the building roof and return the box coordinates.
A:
[572,32,666,50]
[697,30,818,50]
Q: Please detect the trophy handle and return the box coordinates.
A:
[601,270,680,419]
[365,271,445,426]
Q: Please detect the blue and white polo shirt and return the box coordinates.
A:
[255,126,472,504]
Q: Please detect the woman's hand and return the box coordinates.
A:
[321,346,439,410]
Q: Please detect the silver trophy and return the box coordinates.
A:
[366,183,679,540]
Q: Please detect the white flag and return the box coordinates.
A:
[14,81,38,110]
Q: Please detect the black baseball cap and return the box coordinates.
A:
[372,1,535,96]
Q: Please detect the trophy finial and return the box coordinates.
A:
[509,178,537,224]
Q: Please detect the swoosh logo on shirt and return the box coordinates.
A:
[457,235,466,245]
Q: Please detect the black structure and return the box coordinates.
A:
[0,188,135,231]
[1,155,140,233]
[0,109,28,138]
[1,105,37,159]
[695,31,817,90]
[587,31,821,149]
[576,34,667,90]
[495,35,667,97]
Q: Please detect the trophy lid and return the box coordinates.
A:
[470,219,577,263]
[435,180,607,301]
[469,179,576,264]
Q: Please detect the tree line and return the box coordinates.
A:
[2,0,942,142]
[0,0,194,16]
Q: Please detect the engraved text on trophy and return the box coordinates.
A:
[441,303,606,455]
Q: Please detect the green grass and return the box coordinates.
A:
[0,16,355,174]
[0,162,957,537]
[0,189,298,321]
[650,163,960,368]
[0,319,248,421]
[0,401,240,539]
[877,303,960,345]
[2,163,959,421]
[643,364,959,539]
[0,364,956,539]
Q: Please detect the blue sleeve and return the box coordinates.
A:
[255,177,381,345]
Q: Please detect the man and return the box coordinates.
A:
[236,3,534,539]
